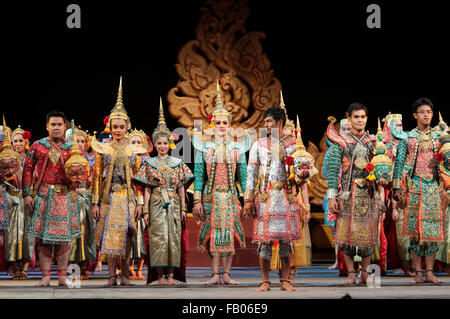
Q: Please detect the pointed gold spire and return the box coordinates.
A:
[211,79,229,117]
[109,76,130,128]
[280,90,285,109]
[0,115,20,161]
[152,97,172,143]
[292,115,314,160]
[279,90,294,133]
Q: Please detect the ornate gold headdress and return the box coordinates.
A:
[152,97,172,144]
[292,115,314,161]
[64,120,89,179]
[212,80,230,118]
[108,76,131,130]
[74,126,89,141]
[371,118,392,166]
[0,115,20,162]
[280,90,295,134]
[11,126,24,140]
[128,128,149,151]
[385,113,402,124]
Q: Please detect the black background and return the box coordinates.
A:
[2,0,449,149]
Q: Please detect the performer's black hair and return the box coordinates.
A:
[46,111,67,123]
[263,107,286,126]
[346,102,368,117]
[412,97,434,113]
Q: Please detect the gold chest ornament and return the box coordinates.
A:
[353,143,369,170]
[48,147,61,167]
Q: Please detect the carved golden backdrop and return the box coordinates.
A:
[167,0,282,133]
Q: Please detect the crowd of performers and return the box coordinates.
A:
[0,77,448,291]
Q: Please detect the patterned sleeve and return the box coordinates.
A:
[236,151,247,193]
[177,162,194,188]
[326,143,343,196]
[22,141,37,197]
[91,151,104,205]
[322,145,333,181]
[193,149,205,202]
[393,139,407,190]
[244,141,259,201]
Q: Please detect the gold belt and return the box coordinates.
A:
[153,187,176,198]
[416,173,434,182]
[215,185,230,193]
[354,178,367,187]
[269,181,286,190]
[41,184,68,193]
[111,184,127,193]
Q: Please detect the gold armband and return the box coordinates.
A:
[136,194,144,206]
[92,194,99,205]
[392,178,401,190]
[193,190,202,202]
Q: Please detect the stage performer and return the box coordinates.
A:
[243,106,304,292]
[68,127,97,279]
[133,98,193,285]
[327,102,384,285]
[127,128,153,280]
[2,124,35,280]
[91,77,147,286]
[192,82,249,285]
[392,98,447,284]
[22,111,82,287]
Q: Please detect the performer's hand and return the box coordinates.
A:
[193,202,204,219]
[92,203,100,221]
[392,208,399,222]
[181,211,187,224]
[243,201,254,218]
[143,213,150,226]
[304,211,311,224]
[328,198,339,214]
[135,205,143,220]
[24,196,34,213]
[392,189,402,202]
[377,178,388,187]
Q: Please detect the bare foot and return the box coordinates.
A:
[343,271,356,285]
[128,268,137,280]
[425,270,443,284]
[36,276,51,287]
[413,271,424,284]
[256,281,271,292]
[135,270,146,280]
[95,262,103,272]
[405,270,415,277]
[359,269,369,284]
[288,270,297,285]
[120,276,134,286]
[280,279,297,291]
[204,273,220,285]
[222,272,239,285]
[157,276,167,285]
[328,262,338,270]
[58,276,69,287]
[105,276,118,287]
[167,275,177,285]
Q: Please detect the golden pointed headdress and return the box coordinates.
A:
[65,120,89,170]
[280,90,295,134]
[0,115,20,161]
[128,128,149,151]
[108,76,131,130]
[292,115,314,161]
[371,117,392,166]
[152,97,172,143]
[212,80,230,118]
[74,126,89,141]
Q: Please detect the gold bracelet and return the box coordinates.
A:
[180,203,187,212]
[143,206,149,214]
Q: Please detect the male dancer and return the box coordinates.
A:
[23,111,81,286]
[392,98,446,284]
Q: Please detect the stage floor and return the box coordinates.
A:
[0,265,449,299]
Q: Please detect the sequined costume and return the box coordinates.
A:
[91,139,146,257]
[326,131,379,257]
[193,132,248,256]
[245,134,302,259]
[22,137,81,244]
[133,156,193,268]
[392,126,446,256]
